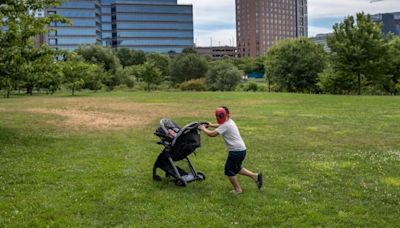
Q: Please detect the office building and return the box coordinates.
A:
[47,0,102,51]
[310,33,331,52]
[195,46,237,59]
[110,0,193,53]
[236,0,308,57]
[46,0,193,53]
[371,12,400,36]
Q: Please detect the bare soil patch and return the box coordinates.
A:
[19,97,204,131]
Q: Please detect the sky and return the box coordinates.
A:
[177,0,400,47]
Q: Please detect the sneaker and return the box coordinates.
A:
[230,190,242,195]
[256,173,263,189]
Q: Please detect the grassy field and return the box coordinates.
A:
[1,91,399,227]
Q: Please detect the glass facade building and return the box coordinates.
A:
[47,0,102,51]
[372,12,400,36]
[47,0,193,53]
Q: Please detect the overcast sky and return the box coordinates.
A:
[177,0,400,47]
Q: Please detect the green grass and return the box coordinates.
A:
[1,92,400,227]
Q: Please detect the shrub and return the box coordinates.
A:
[246,82,259,91]
[236,81,268,92]
[206,61,242,91]
[169,53,208,83]
[179,78,206,91]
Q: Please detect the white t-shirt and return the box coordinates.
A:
[216,119,246,151]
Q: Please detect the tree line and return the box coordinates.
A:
[265,12,400,95]
[1,1,399,97]
[0,1,249,98]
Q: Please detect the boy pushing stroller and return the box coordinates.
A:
[199,106,263,194]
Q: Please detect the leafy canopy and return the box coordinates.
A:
[264,37,326,93]
[327,12,388,95]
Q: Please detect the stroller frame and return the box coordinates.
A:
[152,119,206,187]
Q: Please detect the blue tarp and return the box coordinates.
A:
[246,72,264,79]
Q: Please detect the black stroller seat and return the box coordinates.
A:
[153,119,206,186]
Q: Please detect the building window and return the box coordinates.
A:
[48,38,57,45]
[48,30,57,36]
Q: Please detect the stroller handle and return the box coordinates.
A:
[198,122,210,128]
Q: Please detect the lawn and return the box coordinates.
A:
[1,91,399,227]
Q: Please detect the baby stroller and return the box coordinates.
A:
[153,119,206,186]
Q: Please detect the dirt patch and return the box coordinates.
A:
[21,97,209,131]
[27,108,145,130]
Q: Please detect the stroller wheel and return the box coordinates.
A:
[175,178,187,187]
[153,175,162,182]
[196,172,206,181]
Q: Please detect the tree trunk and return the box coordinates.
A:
[6,90,10,98]
[357,73,361,95]
[27,86,33,95]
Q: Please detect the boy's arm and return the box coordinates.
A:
[207,122,219,128]
[199,125,219,137]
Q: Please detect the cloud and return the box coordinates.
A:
[308,26,333,37]
[309,0,400,18]
[179,0,235,46]
[194,28,236,47]
[178,0,400,44]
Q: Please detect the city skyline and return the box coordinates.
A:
[178,0,399,47]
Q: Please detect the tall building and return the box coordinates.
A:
[110,0,193,53]
[371,12,400,36]
[47,0,193,53]
[236,0,308,57]
[47,0,102,51]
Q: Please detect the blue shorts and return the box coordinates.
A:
[224,150,246,176]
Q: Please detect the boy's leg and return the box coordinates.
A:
[239,168,258,181]
[240,168,263,189]
[228,175,242,193]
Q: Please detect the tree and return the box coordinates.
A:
[181,47,197,55]
[234,56,265,75]
[318,65,356,94]
[76,45,121,73]
[76,45,129,90]
[169,53,208,83]
[386,36,400,95]
[0,0,67,98]
[146,53,170,76]
[28,47,64,94]
[83,64,106,92]
[327,12,388,95]
[205,61,242,91]
[137,62,163,92]
[115,65,138,89]
[62,54,93,96]
[264,37,326,93]
[115,48,146,67]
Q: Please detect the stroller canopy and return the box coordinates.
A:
[155,119,202,161]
